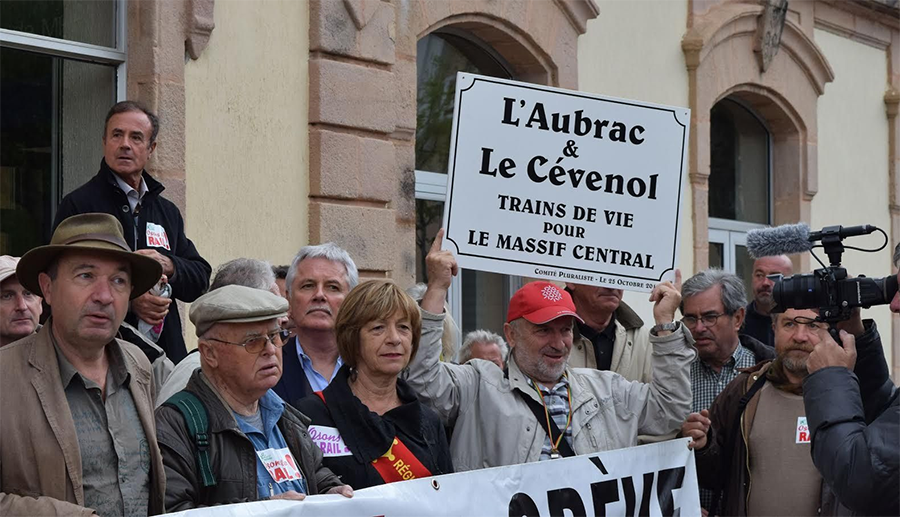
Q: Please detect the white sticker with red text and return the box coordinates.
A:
[308,425,352,457]
[796,416,810,444]
[256,447,304,483]
[146,222,171,250]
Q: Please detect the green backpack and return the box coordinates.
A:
[163,391,217,487]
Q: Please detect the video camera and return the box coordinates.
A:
[747,223,898,338]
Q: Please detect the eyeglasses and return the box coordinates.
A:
[205,329,284,354]
[681,313,728,328]
[782,316,828,331]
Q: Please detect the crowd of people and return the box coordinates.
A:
[0,100,897,516]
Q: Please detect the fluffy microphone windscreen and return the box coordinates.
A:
[746,223,813,258]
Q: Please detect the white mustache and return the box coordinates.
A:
[306,305,332,315]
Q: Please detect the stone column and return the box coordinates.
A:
[307,0,417,286]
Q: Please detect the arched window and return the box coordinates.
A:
[708,97,771,290]
[415,29,515,338]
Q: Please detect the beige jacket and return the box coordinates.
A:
[405,309,695,472]
[0,324,165,516]
[568,301,653,384]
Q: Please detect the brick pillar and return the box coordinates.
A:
[307,0,417,286]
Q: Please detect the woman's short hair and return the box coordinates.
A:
[336,280,422,370]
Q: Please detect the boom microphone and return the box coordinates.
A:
[746,223,813,258]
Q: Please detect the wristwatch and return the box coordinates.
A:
[650,321,680,336]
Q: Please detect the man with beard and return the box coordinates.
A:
[680,269,775,413]
[741,255,793,347]
[406,231,695,471]
[682,308,835,517]
[566,283,652,383]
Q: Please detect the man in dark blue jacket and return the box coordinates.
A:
[803,285,899,515]
[53,101,211,363]
[272,243,357,407]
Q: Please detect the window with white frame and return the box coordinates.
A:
[708,97,771,292]
[415,29,525,338]
[1,0,126,255]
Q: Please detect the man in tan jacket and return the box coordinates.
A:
[0,213,166,516]
[566,284,653,383]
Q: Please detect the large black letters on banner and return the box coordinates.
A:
[590,479,619,516]
[509,493,540,517]
[547,488,586,517]
[657,467,686,517]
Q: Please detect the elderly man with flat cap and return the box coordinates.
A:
[155,284,352,511]
[405,231,695,471]
[0,213,165,516]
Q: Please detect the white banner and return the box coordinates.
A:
[171,438,699,517]
[441,73,690,292]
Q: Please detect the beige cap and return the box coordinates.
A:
[190,284,288,337]
[0,256,20,284]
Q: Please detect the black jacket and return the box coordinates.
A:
[54,160,211,363]
[295,365,453,489]
[740,301,775,347]
[272,336,314,407]
[803,321,899,516]
[155,370,344,512]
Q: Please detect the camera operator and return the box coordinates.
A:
[802,250,900,516]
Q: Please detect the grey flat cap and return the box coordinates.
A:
[190,284,288,337]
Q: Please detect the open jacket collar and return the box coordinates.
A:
[98,158,165,197]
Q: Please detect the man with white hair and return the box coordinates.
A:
[273,243,358,407]
[407,231,694,471]
[155,285,352,510]
[458,330,507,369]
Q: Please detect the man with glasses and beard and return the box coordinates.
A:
[682,308,837,517]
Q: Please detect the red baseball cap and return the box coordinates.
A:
[506,281,584,324]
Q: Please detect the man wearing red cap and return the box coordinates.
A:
[406,231,695,471]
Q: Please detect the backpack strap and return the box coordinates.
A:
[163,391,216,487]
[709,373,768,514]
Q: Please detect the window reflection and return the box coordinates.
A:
[0,47,116,255]
[1,0,117,48]
[709,99,769,224]
[415,32,512,174]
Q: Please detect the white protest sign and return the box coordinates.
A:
[172,438,700,517]
[442,73,690,292]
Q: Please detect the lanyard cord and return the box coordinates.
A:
[532,377,573,454]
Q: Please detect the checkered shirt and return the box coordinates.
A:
[691,344,756,511]
[527,377,573,460]
[691,344,756,413]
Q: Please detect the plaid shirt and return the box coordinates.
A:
[691,344,756,413]
[527,377,573,460]
[692,344,756,510]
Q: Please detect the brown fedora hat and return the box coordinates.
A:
[17,213,162,299]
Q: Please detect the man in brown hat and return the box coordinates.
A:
[0,213,166,516]
[0,255,43,347]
